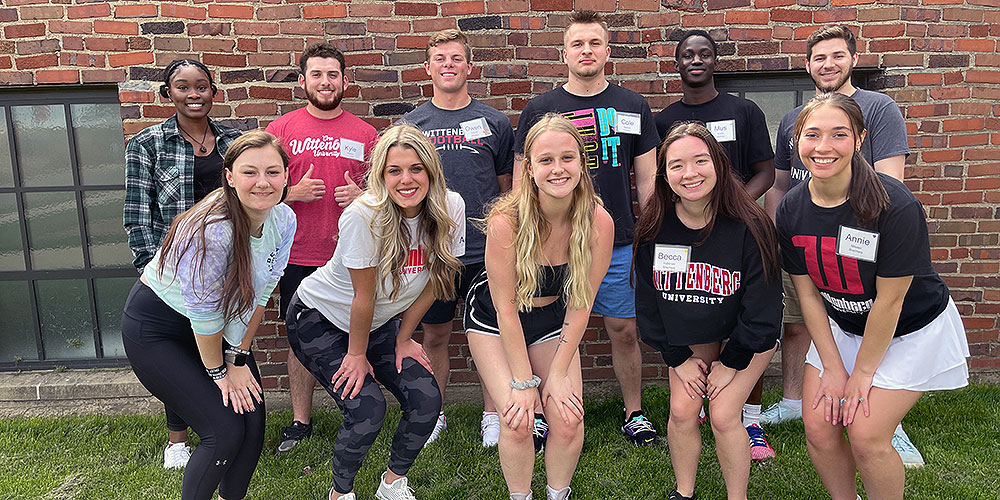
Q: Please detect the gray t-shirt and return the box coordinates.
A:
[775,88,909,189]
[403,99,514,264]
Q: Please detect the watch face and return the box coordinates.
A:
[233,353,248,366]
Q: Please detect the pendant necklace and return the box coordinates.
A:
[178,124,209,153]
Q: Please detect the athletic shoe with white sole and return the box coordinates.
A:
[892,427,925,468]
[276,420,312,455]
[376,472,418,500]
[760,401,803,425]
[329,489,355,500]
[622,409,658,445]
[163,441,191,469]
[481,412,500,447]
[533,414,548,453]
[747,423,776,462]
[423,413,446,447]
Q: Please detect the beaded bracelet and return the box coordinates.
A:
[205,363,227,381]
[509,375,541,390]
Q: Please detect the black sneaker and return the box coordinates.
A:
[532,413,548,453]
[276,420,312,455]
[621,409,657,445]
[668,489,695,500]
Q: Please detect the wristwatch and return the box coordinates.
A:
[224,345,250,367]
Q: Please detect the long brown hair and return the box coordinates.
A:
[157,130,289,322]
[793,92,889,228]
[633,122,780,281]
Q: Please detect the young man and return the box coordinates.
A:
[762,24,917,466]
[514,10,660,445]
[654,29,774,200]
[266,42,379,455]
[402,29,514,447]
[654,29,778,462]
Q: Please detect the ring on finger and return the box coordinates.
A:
[839,398,846,405]
[858,397,865,403]
[824,396,832,401]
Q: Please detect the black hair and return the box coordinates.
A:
[159,59,217,99]
[674,29,718,60]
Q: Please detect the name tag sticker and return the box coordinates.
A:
[340,138,365,162]
[653,244,691,273]
[460,117,492,140]
[617,112,642,135]
[707,119,737,142]
[836,226,879,263]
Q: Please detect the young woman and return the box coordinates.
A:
[466,113,614,500]
[122,130,295,500]
[778,93,969,500]
[123,58,243,468]
[633,122,782,500]
[285,124,464,500]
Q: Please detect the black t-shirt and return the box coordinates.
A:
[515,84,660,246]
[634,209,781,370]
[776,173,950,336]
[654,93,773,184]
[193,147,224,202]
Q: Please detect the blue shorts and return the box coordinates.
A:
[592,243,635,319]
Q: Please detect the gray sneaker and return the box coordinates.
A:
[892,427,924,468]
[760,401,803,425]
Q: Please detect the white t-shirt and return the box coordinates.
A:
[296,191,466,332]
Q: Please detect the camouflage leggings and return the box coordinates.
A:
[285,295,442,493]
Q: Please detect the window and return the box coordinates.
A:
[0,87,134,369]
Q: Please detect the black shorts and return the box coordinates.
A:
[463,267,565,346]
[421,261,485,325]
[278,263,319,320]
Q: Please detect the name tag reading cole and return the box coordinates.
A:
[653,244,691,273]
[617,112,642,135]
[340,138,365,162]
[707,119,736,143]
[836,225,879,263]
[460,117,492,140]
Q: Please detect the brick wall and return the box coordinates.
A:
[2,0,998,389]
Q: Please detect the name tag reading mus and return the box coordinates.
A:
[616,112,642,135]
[836,225,879,263]
[707,119,736,143]
[653,244,691,273]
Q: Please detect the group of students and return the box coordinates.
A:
[120,12,970,500]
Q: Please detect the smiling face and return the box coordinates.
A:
[425,41,472,95]
[806,38,858,93]
[225,146,288,218]
[528,130,584,200]
[676,35,716,87]
[299,56,346,112]
[384,145,430,217]
[167,65,214,121]
[664,135,717,204]
[563,22,610,80]
[796,104,863,182]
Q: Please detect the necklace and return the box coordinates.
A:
[178,123,209,153]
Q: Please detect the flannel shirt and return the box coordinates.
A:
[123,115,242,272]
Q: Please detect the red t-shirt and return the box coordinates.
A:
[266,107,379,266]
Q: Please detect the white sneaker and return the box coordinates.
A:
[760,401,803,425]
[546,485,571,500]
[376,472,417,500]
[163,441,191,469]
[423,413,446,447]
[892,427,925,468]
[481,412,500,447]
[329,489,356,500]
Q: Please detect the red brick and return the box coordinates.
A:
[36,69,80,84]
[5,23,46,39]
[236,102,278,117]
[401,67,429,82]
[725,10,770,24]
[955,39,997,53]
[349,3,393,17]
[921,149,962,163]
[730,28,772,41]
[208,4,253,20]
[638,12,682,28]
[192,39,236,53]
[942,118,985,132]
[620,0,661,11]
[487,0,530,12]
[247,53,288,67]
[682,13,725,27]
[115,4,157,18]
[279,21,323,35]
[236,38,257,52]
[793,25,822,39]
[616,61,658,74]
[755,0,796,6]
[202,53,247,67]
[119,91,156,103]
[814,8,857,22]
[20,6,63,20]
[0,9,16,23]
[248,86,292,101]
[942,7,984,22]
[395,2,438,16]
[574,0,617,11]
[862,24,905,38]
[366,19,409,34]
[160,3,207,21]
[67,2,111,19]
[95,20,139,35]
[0,57,11,70]
[413,18,458,32]
[769,9,811,23]
[256,5,300,20]
[85,37,127,52]
[441,1,485,15]
[260,38,302,52]
[303,4,347,19]
[908,73,942,86]
[490,80,530,95]
[108,51,154,68]
[15,53,57,70]
[234,22,279,36]
[59,52,106,68]
[397,36,429,50]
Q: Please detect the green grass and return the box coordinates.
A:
[2,385,999,499]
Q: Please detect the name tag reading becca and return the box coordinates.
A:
[836,225,879,263]
[617,112,641,135]
[654,244,691,273]
[460,117,492,140]
[707,119,736,143]
[340,138,365,162]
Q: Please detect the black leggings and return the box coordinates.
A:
[122,280,264,500]
[285,294,442,493]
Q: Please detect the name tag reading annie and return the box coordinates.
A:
[836,225,879,263]
[653,244,691,273]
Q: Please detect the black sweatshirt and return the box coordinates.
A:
[635,209,782,370]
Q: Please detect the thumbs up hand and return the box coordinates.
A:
[334,169,363,207]
[286,164,326,203]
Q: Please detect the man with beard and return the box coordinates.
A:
[761,24,917,465]
[515,10,660,447]
[654,30,774,200]
[266,42,379,455]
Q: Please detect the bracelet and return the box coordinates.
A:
[224,345,251,356]
[509,375,541,390]
[205,363,227,380]
[224,345,251,367]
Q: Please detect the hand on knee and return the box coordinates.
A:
[500,421,533,445]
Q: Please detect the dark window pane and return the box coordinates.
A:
[23,192,84,270]
[0,281,37,361]
[71,103,126,186]
[745,91,797,146]
[0,107,13,187]
[11,105,73,187]
[36,279,95,360]
[83,190,131,268]
[0,193,24,271]
[94,277,132,358]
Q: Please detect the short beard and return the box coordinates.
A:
[572,64,604,79]
[307,88,342,111]
[813,69,852,93]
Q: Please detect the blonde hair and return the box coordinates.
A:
[487,113,601,311]
[426,29,471,62]
[363,123,461,301]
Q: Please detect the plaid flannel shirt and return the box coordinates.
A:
[123,115,242,272]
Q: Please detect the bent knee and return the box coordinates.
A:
[547,418,583,442]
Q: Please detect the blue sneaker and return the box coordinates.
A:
[892,427,924,468]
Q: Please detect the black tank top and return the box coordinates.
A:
[536,263,567,297]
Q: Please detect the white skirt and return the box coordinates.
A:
[805,298,970,392]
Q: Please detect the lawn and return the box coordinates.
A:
[2,385,999,499]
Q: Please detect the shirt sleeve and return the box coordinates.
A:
[258,206,297,307]
[338,203,379,269]
[776,196,807,275]
[123,135,158,272]
[177,221,232,336]
[636,99,660,157]
[746,101,775,163]
[867,97,910,163]
[513,101,537,156]
[495,117,515,176]
[448,192,467,258]
[719,226,782,370]
[773,113,793,172]
[874,198,932,278]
